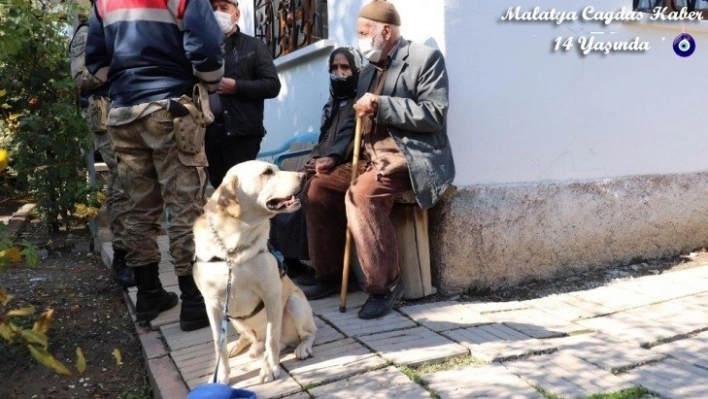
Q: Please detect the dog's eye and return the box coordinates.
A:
[262,168,274,176]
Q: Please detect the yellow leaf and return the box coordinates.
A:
[112,348,123,365]
[0,323,14,341]
[33,308,54,334]
[0,89,6,97]
[7,306,35,317]
[0,149,7,172]
[0,289,12,305]
[76,347,86,374]
[28,344,72,375]
[21,329,48,348]
[0,247,22,263]
[96,191,106,204]
[8,113,23,121]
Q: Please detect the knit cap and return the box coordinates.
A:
[358,0,400,26]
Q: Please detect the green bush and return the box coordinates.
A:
[1,0,95,232]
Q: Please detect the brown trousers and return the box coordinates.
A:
[304,163,411,294]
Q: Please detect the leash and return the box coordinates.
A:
[205,217,284,383]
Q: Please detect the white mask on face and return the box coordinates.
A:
[358,33,383,63]
[214,11,234,34]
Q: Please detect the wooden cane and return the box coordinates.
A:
[338,113,364,313]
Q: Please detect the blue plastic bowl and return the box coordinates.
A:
[187,383,257,399]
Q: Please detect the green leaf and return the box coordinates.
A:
[27,344,72,376]
[76,347,86,374]
[20,329,48,348]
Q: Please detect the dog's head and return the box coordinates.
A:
[210,160,306,220]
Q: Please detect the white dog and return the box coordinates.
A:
[193,160,317,384]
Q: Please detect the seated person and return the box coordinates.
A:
[269,47,363,282]
[302,0,455,320]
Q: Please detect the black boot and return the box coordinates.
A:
[178,274,209,332]
[134,263,178,324]
[112,248,135,288]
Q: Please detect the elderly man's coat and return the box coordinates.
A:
[330,38,455,209]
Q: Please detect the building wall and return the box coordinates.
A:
[253,0,708,294]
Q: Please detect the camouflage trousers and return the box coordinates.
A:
[82,107,130,252]
[92,130,130,252]
[109,109,208,276]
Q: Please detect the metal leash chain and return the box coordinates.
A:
[209,217,234,384]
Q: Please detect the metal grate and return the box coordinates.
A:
[253,0,328,59]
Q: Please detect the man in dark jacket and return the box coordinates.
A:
[85,0,224,331]
[207,0,282,188]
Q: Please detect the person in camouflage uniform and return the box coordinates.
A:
[85,0,224,331]
[69,7,134,288]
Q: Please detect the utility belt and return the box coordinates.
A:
[86,95,110,133]
[167,83,215,155]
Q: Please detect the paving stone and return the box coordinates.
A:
[486,308,584,338]
[547,332,665,372]
[570,285,659,311]
[503,352,634,398]
[313,316,345,347]
[624,300,708,334]
[524,293,614,320]
[575,311,687,346]
[358,326,469,366]
[459,300,529,314]
[160,322,217,351]
[318,305,416,338]
[624,358,708,398]
[185,352,301,399]
[310,366,429,399]
[309,291,368,316]
[422,362,542,399]
[398,301,492,331]
[443,323,550,363]
[281,338,386,387]
[617,275,708,303]
[651,331,708,369]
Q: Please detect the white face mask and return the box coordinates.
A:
[358,33,383,63]
[214,11,234,34]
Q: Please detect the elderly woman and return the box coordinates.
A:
[270,47,364,282]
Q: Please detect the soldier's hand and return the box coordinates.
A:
[217,78,237,95]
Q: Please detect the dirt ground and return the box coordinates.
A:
[0,199,150,399]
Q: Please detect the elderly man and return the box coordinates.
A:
[85,0,224,331]
[303,0,455,320]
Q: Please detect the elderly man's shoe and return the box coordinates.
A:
[302,282,340,300]
[358,284,404,320]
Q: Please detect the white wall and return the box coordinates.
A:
[259,0,445,151]
[446,0,708,185]
[260,0,708,188]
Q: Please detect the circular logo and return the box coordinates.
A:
[673,33,696,57]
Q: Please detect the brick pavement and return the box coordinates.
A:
[100,237,708,399]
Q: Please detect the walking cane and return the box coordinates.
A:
[339,112,364,313]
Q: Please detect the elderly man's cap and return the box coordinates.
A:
[358,0,401,26]
[211,0,238,6]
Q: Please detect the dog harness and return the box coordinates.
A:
[203,217,286,383]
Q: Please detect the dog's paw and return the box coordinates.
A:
[248,341,265,359]
[258,362,280,383]
[214,370,230,385]
[293,343,313,359]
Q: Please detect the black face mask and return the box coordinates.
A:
[329,74,357,100]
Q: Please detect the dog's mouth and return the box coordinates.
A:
[266,195,301,212]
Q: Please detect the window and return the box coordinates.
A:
[254,0,328,59]
[633,0,708,16]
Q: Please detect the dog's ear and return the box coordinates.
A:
[216,174,240,217]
